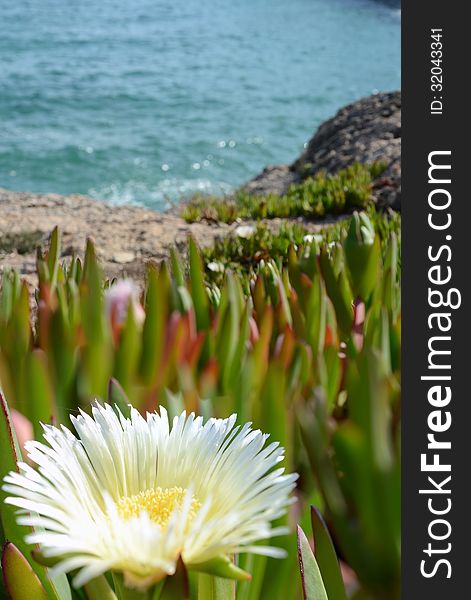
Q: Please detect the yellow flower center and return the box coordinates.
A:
[117,487,200,528]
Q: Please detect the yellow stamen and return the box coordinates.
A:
[117,487,200,528]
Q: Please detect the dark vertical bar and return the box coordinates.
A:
[403,1,467,597]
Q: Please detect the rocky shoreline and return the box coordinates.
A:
[0,91,401,282]
[0,187,345,285]
[243,91,401,210]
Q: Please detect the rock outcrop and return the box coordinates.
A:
[243,91,401,210]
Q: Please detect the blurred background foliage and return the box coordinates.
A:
[0,207,400,599]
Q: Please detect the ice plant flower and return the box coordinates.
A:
[207,261,225,273]
[105,279,145,328]
[303,233,323,245]
[235,224,256,239]
[3,404,297,590]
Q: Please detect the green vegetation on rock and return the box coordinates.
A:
[183,163,387,223]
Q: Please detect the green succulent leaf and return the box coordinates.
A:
[1,543,49,600]
[24,350,56,439]
[236,554,267,600]
[46,227,61,290]
[319,250,353,338]
[197,573,235,600]
[83,576,118,600]
[296,526,328,600]
[107,378,132,419]
[0,392,25,551]
[140,264,168,388]
[189,238,210,333]
[310,507,347,600]
[344,212,381,301]
[188,555,250,582]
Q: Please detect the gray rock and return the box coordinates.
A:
[242,91,401,211]
[243,165,298,197]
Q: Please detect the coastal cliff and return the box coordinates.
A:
[243,91,401,210]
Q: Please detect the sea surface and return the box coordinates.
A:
[0,0,400,210]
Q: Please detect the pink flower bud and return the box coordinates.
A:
[105,280,145,329]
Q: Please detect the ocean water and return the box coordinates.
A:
[0,0,400,210]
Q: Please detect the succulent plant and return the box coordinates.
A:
[0,209,401,599]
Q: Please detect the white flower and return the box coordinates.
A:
[303,234,323,244]
[3,404,297,590]
[234,225,256,239]
[105,280,145,327]
[207,261,225,273]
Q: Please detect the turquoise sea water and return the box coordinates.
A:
[0,0,400,210]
